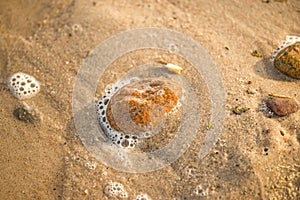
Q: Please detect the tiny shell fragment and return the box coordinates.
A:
[155,58,183,74]
[265,96,299,116]
[165,63,183,74]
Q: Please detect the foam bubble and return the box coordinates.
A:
[7,72,40,100]
[135,193,151,200]
[104,181,128,198]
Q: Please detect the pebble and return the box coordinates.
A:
[265,96,299,116]
[13,106,41,124]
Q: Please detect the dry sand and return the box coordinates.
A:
[0,0,299,199]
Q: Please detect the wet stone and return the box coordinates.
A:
[265,97,299,116]
[13,107,40,124]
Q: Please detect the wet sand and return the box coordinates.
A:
[0,0,299,199]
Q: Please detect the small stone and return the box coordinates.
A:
[13,106,41,124]
[265,97,299,116]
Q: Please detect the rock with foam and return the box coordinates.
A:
[96,77,182,149]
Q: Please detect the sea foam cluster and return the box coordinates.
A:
[96,79,138,149]
[135,193,151,200]
[104,181,128,198]
[7,72,40,99]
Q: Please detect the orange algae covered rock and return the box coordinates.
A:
[106,78,182,136]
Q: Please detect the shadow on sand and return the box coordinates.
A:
[253,57,299,83]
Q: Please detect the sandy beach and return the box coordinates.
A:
[0,0,299,199]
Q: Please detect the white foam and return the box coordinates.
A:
[96,78,139,149]
[135,193,151,200]
[104,181,128,198]
[7,72,40,100]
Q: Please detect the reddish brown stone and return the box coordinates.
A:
[266,97,299,116]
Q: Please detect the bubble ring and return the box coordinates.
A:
[72,28,226,173]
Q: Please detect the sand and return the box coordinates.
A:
[0,0,299,199]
